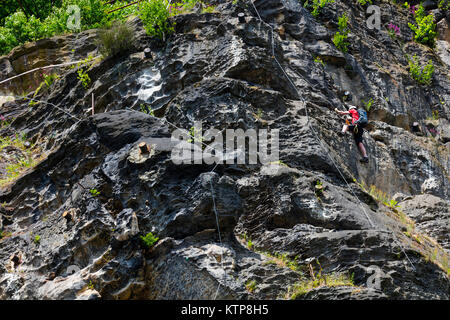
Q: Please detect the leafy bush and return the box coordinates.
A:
[97,20,134,57]
[0,0,63,23]
[357,0,372,5]
[4,11,47,43]
[141,232,159,248]
[362,97,374,111]
[337,13,349,32]
[77,68,91,89]
[332,32,349,53]
[0,26,18,55]
[438,0,450,10]
[0,0,136,56]
[140,0,174,40]
[304,0,335,18]
[408,54,434,85]
[332,13,350,53]
[408,4,436,46]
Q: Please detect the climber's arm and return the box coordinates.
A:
[334,108,350,116]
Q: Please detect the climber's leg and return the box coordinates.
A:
[341,124,349,134]
[358,142,368,158]
[353,127,369,163]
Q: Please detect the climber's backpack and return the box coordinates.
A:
[355,109,368,128]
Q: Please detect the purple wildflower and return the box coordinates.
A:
[388,23,401,36]
[0,114,5,122]
[410,5,417,15]
[428,128,438,135]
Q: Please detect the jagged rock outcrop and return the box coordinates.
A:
[0,0,449,299]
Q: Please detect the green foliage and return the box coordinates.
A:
[72,55,96,89]
[315,180,324,197]
[263,252,301,272]
[140,0,174,40]
[140,104,155,116]
[303,0,335,18]
[0,230,12,240]
[89,189,100,197]
[4,11,47,43]
[0,132,39,186]
[332,13,350,53]
[245,280,257,293]
[247,239,254,250]
[287,261,355,299]
[77,68,91,89]
[314,56,325,67]
[34,235,41,244]
[0,0,62,23]
[337,13,349,32]
[332,31,349,53]
[362,98,374,111]
[357,0,372,5]
[428,110,439,120]
[87,280,95,289]
[201,4,217,13]
[43,73,59,87]
[407,54,434,85]
[384,199,400,209]
[0,26,18,55]
[97,20,134,58]
[438,0,450,10]
[188,126,204,144]
[30,72,60,104]
[0,0,137,56]
[408,4,436,46]
[141,232,159,248]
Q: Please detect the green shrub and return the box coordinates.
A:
[408,54,434,85]
[337,13,349,32]
[304,0,335,18]
[438,0,450,10]
[141,232,159,248]
[362,98,374,111]
[97,20,134,57]
[77,68,91,89]
[332,31,349,53]
[333,13,350,53]
[140,0,174,40]
[0,26,18,55]
[408,4,436,46]
[4,11,46,43]
[0,0,138,56]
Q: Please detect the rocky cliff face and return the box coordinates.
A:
[0,0,449,300]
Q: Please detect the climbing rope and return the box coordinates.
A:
[247,0,415,271]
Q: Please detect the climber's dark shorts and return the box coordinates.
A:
[349,125,364,144]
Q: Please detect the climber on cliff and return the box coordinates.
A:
[335,105,369,163]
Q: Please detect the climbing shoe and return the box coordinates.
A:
[360,157,369,163]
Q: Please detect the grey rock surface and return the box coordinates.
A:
[0,0,448,300]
